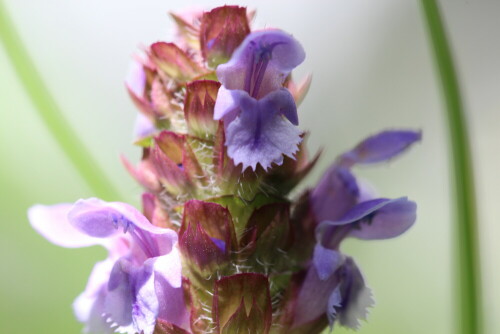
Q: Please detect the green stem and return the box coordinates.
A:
[420,1,483,334]
[0,1,121,201]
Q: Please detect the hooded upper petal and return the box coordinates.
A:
[68,198,176,241]
[310,166,360,223]
[216,29,305,98]
[28,203,107,248]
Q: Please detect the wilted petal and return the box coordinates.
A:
[217,30,305,98]
[28,203,105,248]
[225,89,302,170]
[340,130,421,166]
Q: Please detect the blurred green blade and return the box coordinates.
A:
[0,1,121,201]
[420,1,483,334]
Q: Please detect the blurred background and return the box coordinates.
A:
[0,0,498,333]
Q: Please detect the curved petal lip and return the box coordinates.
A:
[28,203,105,248]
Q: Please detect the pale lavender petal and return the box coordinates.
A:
[125,60,146,98]
[105,259,135,332]
[154,247,189,329]
[105,249,185,334]
[357,179,378,203]
[336,258,374,329]
[349,198,417,240]
[73,259,115,334]
[217,29,305,97]
[68,198,176,238]
[213,86,246,122]
[132,258,159,334]
[28,204,105,248]
[313,244,343,281]
[340,130,421,166]
[133,113,156,140]
[310,166,359,222]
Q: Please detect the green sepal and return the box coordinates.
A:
[213,273,272,334]
[208,194,283,241]
[153,319,190,334]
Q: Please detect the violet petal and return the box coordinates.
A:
[217,29,305,97]
[133,113,156,140]
[313,244,343,281]
[336,258,374,329]
[73,259,115,334]
[68,198,177,239]
[349,198,417,240]
[225,90,302,170]
[316,197,416,244]
[310,166,360,222]
[340,130,421,166]
[154,248,189,329]
[326,287,342,328]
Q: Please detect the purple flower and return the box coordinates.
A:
[311,129,421,223]
[28,198,188,334]
[214,29,305,170]
[293,130,420,329]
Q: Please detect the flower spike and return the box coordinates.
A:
[29,6,420,334]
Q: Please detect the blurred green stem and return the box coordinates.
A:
[0,1,121,201]
[421,1,483,334]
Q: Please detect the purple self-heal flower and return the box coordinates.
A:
[293,199,416,330]
[214,29,305,170]
[311,129,421,223]
[28,198,188,334]
[292,130,420,330]
[304,198,416,330]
